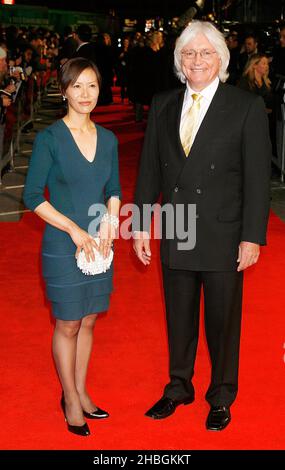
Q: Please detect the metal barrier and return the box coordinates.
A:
[0,73,43,186]
[14,77,35,156]
[0,139,14,186]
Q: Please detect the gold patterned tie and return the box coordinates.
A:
[180,93,202,156]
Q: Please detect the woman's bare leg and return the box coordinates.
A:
[75,313,98,412]
[52,319,85,425]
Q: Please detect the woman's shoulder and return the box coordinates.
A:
[96,124,118,144]
[33,121,63,153]
[36,120,62,140]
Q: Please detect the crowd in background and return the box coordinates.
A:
[0,21,285,166]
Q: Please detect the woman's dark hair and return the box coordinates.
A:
[58,57,102,95]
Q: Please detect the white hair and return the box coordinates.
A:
[174,21,230,83]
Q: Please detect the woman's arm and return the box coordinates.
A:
[23,131,53,211]
[35,201,98,262]
[24,131,98,261]
[99,196,121,259]
[106,195,120,217]
[99,136,122,258]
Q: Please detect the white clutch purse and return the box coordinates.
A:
[76,237,113,275]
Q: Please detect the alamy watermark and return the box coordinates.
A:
[88,202,197,251]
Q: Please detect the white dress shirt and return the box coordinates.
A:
[179,77,220,143]
[133,77,219,236]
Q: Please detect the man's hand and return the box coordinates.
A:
[237,241,260,272]
[133,231,151,265]
[5,83,16,94]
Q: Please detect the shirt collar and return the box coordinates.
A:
[76,42,89,51]
[185,76,220,102]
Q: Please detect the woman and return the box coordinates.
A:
[23,57,121,436]
[238,53,274,111]
[238,53,276,155]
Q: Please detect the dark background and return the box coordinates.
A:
[10,1,285,23]
[6,0,195,17]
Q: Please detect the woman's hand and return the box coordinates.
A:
[99,221,116,259]
[69,225,99,262]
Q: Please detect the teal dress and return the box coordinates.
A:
[23,120,121,320]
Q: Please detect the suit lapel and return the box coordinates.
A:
[187,82,228,158]
[165,83,229,186]
[166,87,186,161]
[173,82,229,184]
[166,83,228,162]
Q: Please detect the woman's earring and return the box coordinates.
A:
[62,96,66,101]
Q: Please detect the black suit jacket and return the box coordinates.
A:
[74,42,97,64]
[134,82,271,271]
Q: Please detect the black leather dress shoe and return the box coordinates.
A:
[83,407,109,419]
[145,396,194,420]
[206,406,231,431]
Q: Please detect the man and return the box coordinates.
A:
[58,26,78,65]
[133,21,271,431]
[74,24,94,56]
[272,24,285,77]
[226,33,240,85]
[74,26,114,105]
[238,34,258,75]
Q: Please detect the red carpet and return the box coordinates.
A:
[0,92,285,450]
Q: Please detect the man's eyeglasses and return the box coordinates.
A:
[181,50,217,60]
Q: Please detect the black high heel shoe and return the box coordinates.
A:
[83,406,109,419]
[60,393,90,436]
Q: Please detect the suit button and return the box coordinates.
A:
[174,186,179,192]
[196,188,202,194]
[196,214,199,219]
[164,162,168,167]
[210,163,215,170]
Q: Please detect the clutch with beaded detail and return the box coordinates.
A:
[76,236,113,275]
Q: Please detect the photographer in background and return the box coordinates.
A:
[8,50,32,133]
[0,46,15,160]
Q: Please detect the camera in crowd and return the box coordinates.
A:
[9,66,26,82]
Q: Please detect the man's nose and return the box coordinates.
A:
[193,54,203,65]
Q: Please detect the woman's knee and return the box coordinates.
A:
[81,313,98,329]
[56,319,81,338]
